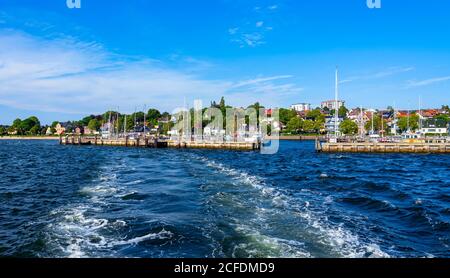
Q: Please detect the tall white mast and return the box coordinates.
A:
[419,96,422,132]
[360,106,364,137]
[335,66,339,138]
[371,110,374,134]
[123,114,127,136]
[393,101,397,135]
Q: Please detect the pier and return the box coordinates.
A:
[60,135,260,151]
[316,139,450,153]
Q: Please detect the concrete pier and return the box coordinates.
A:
[317,140,450,153]
[60,135,260,151]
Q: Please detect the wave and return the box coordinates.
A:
[109,229,173,246]
[196,154,391,258]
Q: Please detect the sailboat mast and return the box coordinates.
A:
[108,110,112,139]
[360,106,364,137]
[371,110,374,134]
[335,67,339,138]
[393,102,397,136]
[134,106,137,131]
[123,115,127,136]
[143,104,147,137]
[419,96,422,132]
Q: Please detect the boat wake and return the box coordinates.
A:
[195,154,390,258]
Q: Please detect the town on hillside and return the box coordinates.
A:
[1,98,449,141]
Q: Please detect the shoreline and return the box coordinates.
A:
[267,135,323,141]
[0,136,60,140]
[0,135,323,141]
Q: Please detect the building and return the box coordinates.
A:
[321,100,345,111]
[290,103,311,112]
[55,122,71,135]
[420,119,448,135]
[325,116,344,135]
[46,127,53,135]
[74,127,83,135]
[347,108,371,135]
[83,126,99,135]
[418,109,439,120]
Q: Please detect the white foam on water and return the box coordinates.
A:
[231,224,312,258]
[109,229,173,247]
[49,206,110,258]
[199,155,392,258]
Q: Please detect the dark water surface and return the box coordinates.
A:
[0,140,449,258]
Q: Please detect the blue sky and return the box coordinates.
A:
[0,0,449,124]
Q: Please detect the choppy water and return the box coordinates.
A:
[0,140,449,258]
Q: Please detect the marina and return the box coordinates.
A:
[316,139,450,153]
[60,135,261,151]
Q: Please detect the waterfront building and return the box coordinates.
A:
[290,103,311,112]
[418,109,440,120]
[45,127,53,135]
[420,119,448,135]
[325,116,344,135]
[55,122,70,135]
[321,100,345,111]
[100,122,112,139]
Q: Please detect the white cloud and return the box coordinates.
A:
[0,31,302,114]
[268,5,278,10]
[340,66,414,84]
[256,21,264,27]
[407,76,450,87]
[228,27,239,35]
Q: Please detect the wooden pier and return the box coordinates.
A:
[60,135,260,151]
[316,139,450,153]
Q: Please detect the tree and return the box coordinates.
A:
[12,118,22,128]
[29,125,40,135]
[87,119,101,132]
[147,109,162,121]
[364,113,388,133]
[0,126,6,135]
[302,120,315,133]
[435,114,449,124]
[16,116,40,135]
[279,108,297,125]
[398,114,419,132]
[51,121,59,128]
[80,115,95,126]
[340,119,358,135]
[338,106,349,118]
[286,117,302,134]
[306,109,323,121]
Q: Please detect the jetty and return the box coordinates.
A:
[316,138,450,153]
[60,135,261,151]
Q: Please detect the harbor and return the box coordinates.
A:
[316,138,450,153]
[60,135,261,151]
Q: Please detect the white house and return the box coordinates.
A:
[321,100,345,111]
[290,103,311,112]
[420,119,448,135]
[325,116,344,135]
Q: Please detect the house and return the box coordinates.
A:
[325,116,344,135]
[418,109,439,120]
[55,122,71,135]
[83,126,99,135]
[100,123,113,139]
[291,103,311,112]
[46,127,53,135]
[321,100,345,111]
[75,127,83,135]
[158,117,171,124]
[420,119,448,135]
